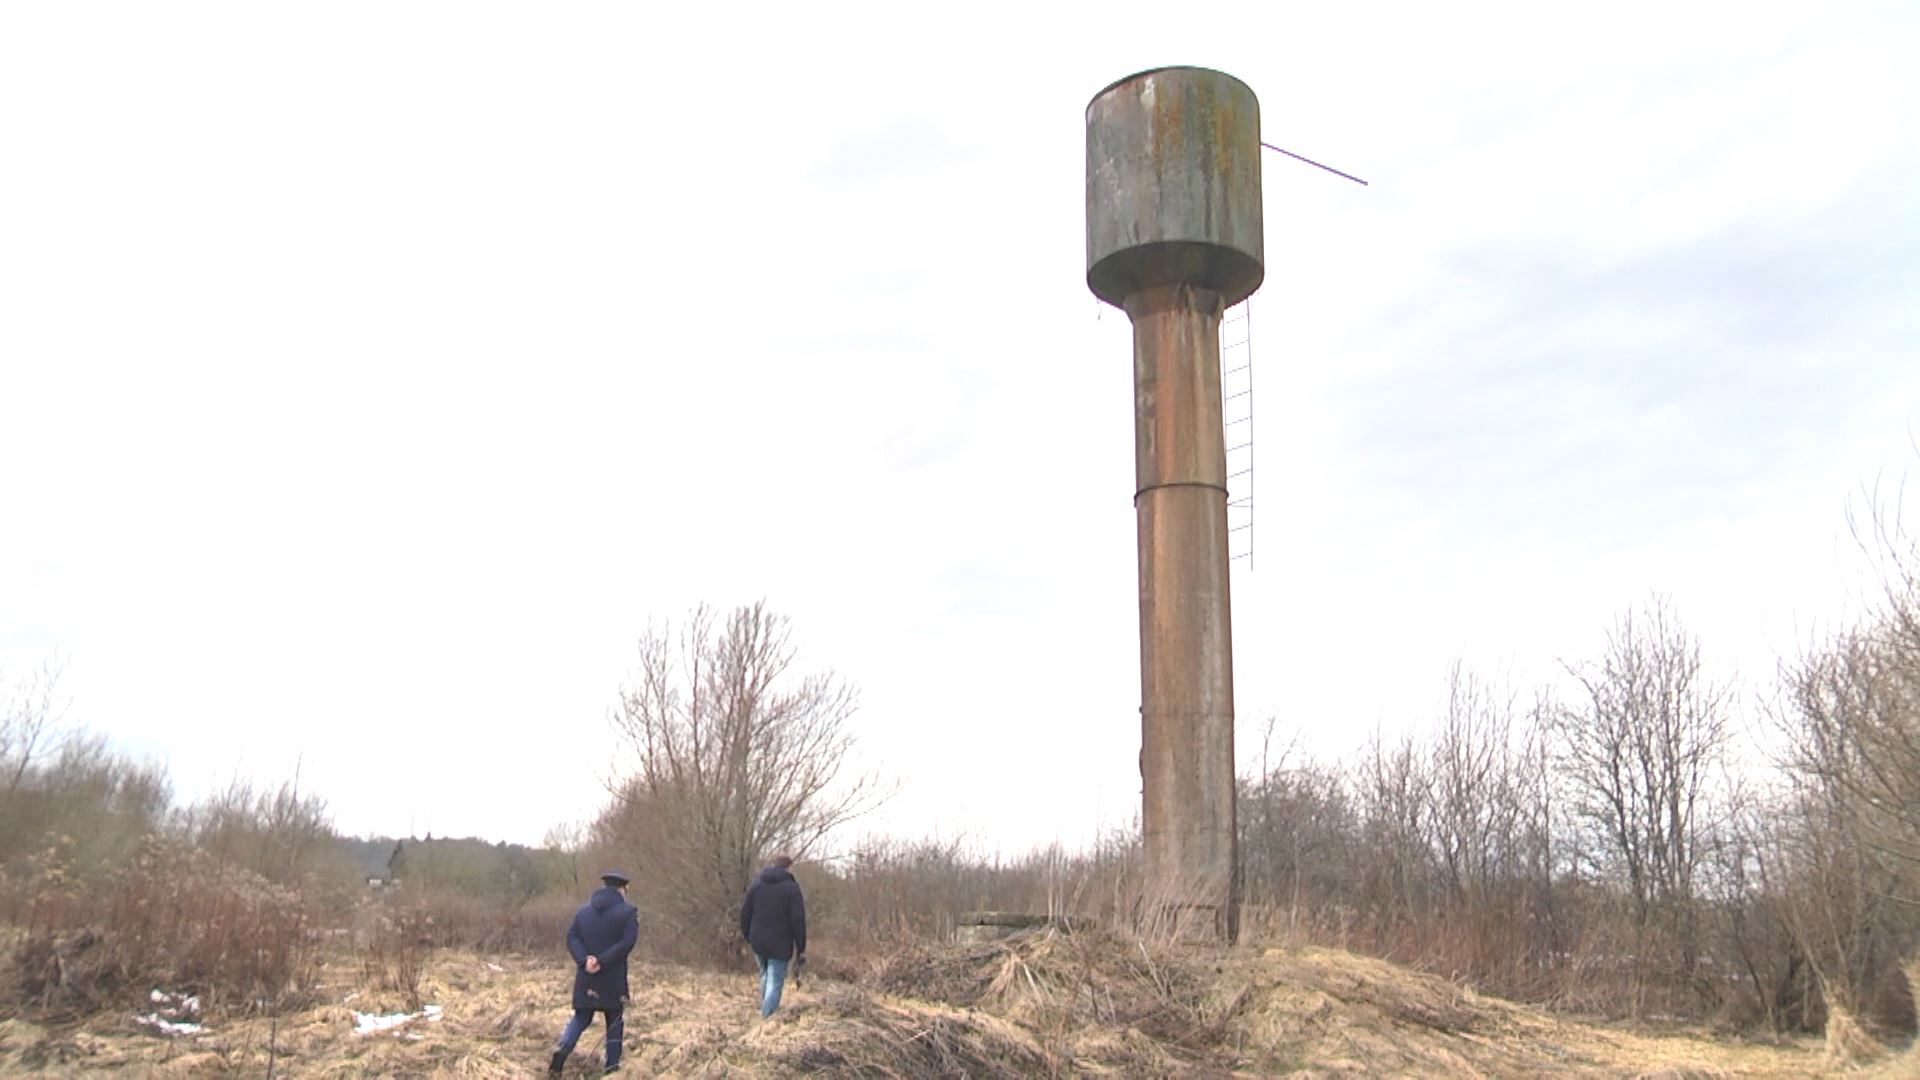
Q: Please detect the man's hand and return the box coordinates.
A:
[585,955,601,974]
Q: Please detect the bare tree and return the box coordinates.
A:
[1555,597,1734,1011]
[1773,619,1920,1038]
[1355,726,1431,929]
[1782,630,1920,883]
[1,661,65,805]
[601,601,879,962]
[1417,663,1575,992]
[1717,794,1807,1033]
[1516,692,1565,976]
[1763,749,1905,1036]
[1558,598,1733,924]
[541,820,586,893]
[1796,480,1920,879]
[1728,479,1920,1048]
[1427,662,1526,910]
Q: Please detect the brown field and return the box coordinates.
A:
[3,926,1903,1078]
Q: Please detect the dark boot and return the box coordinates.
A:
[548,1049,566,1076]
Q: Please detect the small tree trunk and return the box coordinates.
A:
[1822,977,1884,1067]
[1904,954,1920,1042]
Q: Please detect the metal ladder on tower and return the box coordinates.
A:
[1221,299,1254,568]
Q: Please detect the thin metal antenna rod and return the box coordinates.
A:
[1260,141,1368,186]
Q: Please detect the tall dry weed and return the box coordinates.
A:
[6,835,323,1018]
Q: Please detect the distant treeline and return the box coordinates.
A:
[359,834,582,901]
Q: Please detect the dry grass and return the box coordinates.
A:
[1222,947,1835,1078]
[0,930,1856,1077]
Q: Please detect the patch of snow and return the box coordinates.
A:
[352,1011,413,1035]
[352,1003,444,1036]
[136,1014,205,1036]
[148,988,200,1015]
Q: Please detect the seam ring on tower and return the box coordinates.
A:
[1134,481,1230,500]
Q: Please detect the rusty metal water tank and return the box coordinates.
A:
[1086,66,1265,309]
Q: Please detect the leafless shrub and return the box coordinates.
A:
[599,601,881,965]
[1,661,66,809]
[1756,483,1920,1046]
[1717,799,1811,1033]
[0,730,170,895]
[2,669,184,917]
[1239,720,1358,946]
[828,835,986,944]
[404,886,577,954]
[5,835,322,1019]
[177,770,340,889]
[360,898,434,1011]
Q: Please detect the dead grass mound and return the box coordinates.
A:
[1217,947,1832,1078]
[743,985,1058,1077]
[871,925,1237,1052]
[1224,947,1551,1076]
[868,930,1832,1077]
[867,939,999,1006]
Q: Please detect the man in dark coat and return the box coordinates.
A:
[549,871,639,1076]
[738,853,807,1017]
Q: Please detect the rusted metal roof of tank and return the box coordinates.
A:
[1087,65,1253,109]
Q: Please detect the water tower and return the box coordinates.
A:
[1086,66,1263,939]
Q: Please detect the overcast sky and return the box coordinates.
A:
[3,3,1916,853]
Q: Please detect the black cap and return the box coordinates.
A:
[600,871,631,887]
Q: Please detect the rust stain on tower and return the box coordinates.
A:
[1086,67,1263,940]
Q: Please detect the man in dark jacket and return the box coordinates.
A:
[738,853,807,1017]
[549,871,639,1076]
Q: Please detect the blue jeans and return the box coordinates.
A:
[554,1007,623,1069]
[753,953,790,1016]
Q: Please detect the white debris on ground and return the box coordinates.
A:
[135,1014,206,1036]
[351,1003,443,1035]
[149,988,201,1014]
[136,989,205,1036]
